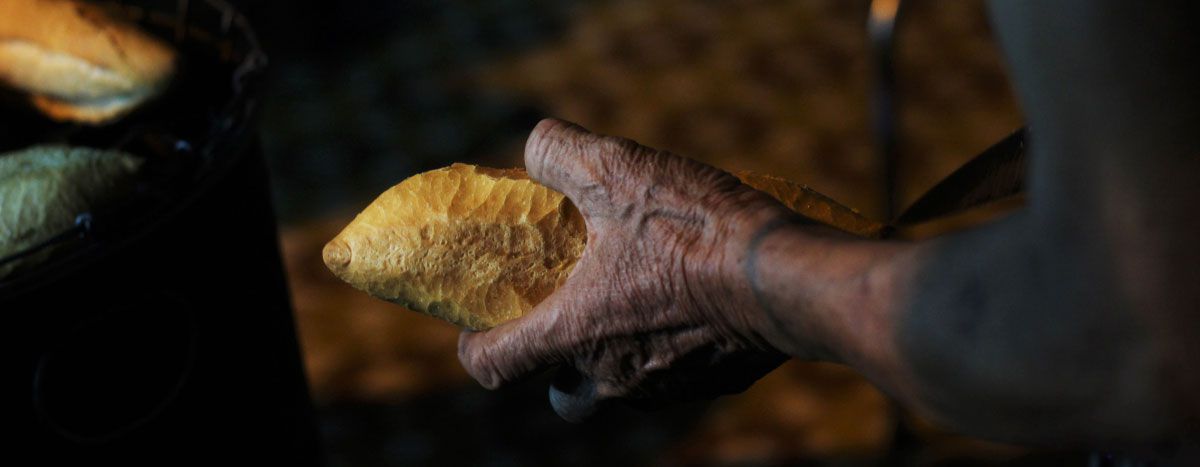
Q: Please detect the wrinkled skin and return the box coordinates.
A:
[457,119,795,421]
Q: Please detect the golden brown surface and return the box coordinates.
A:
[324,163,588,330]
[286,217,469,402]
[0,145,142,279]
[324,163,884,330]
[0,0,176,124]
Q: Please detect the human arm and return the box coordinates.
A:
[457,0,1200,445]
[751,0,1200,444]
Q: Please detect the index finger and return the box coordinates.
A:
[524,118,599,196]
[525,117,661,219]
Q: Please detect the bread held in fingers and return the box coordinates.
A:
[324,163,884,330]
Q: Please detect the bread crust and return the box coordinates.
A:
[0,145,143,279]
[324,164,587,330]
[0,0,176,124]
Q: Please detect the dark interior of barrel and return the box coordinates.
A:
[0,0,264,288]
[6,4,320,464]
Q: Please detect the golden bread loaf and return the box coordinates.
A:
[324,164,586,330]
[324,163,884,329]
[0,0,176,124]
[0,145,143,279]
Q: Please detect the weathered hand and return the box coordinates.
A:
[458,118,796,422]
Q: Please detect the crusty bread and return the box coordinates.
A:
[0,0,176,124]
[0,145,143,279]
[324,164,587,330]
[324,163,885,329]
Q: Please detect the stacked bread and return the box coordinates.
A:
[0,0,172,279]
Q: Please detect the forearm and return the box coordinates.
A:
[744,213,1172,444]
[744,220,918,393]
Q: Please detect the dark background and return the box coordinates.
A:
[235,0,1033,465]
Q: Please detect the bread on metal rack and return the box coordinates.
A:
[0,145,143,279]
[0,0,176,124]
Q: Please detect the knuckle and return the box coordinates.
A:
[597,135,643,162]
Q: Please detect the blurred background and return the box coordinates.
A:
[239,0,1036,465]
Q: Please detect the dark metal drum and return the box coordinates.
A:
[1,1,321,464]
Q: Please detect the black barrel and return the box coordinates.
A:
[1,1,321,465]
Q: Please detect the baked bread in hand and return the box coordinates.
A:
[0,0,176,124]
[0,145,142,279]
[324,163,884,330]
[324,164,586,330]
